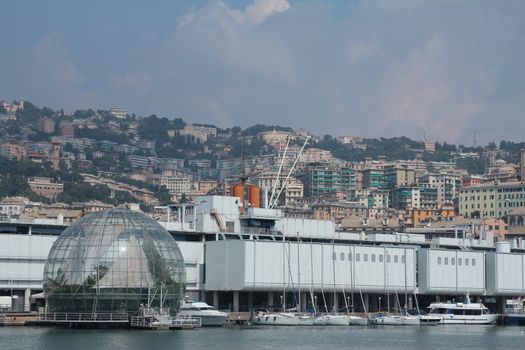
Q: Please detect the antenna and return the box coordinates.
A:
[473,130,477,148]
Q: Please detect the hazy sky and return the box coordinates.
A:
[1,0,524,144]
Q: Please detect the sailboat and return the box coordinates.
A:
[370,249,419,326]
[253,241,315,326]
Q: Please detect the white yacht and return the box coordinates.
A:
[428,299,499,324]
[321,314,367,326]
[369,313,420,326]
[252,310,300,326]
[178,299,228,326]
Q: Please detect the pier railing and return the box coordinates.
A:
[37,312,129,322]
[130,315,201,328]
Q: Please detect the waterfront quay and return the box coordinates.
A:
[2,195,525,317]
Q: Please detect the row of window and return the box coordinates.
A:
[461,187,525,194]
[437,256,476,267]
[332,251,407,264]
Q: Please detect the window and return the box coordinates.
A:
[387,254,391,263]
[364,253,368,262]
[348,252,352,261]
[356,253,360,262]
[332,252,337,261]
[465,258,469,266]
[394,255,399,263]
[451,258,455,265]
[458,258,462,266]
[444,257,448,265]
[438,257,442,265]
[379,254,384,263]
[472,258,476,266]
[340,253,345,261]
[371,254,376,262]
[401,255,406,264]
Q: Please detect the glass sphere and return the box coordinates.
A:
[43,208,186,315]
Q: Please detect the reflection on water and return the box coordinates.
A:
[1,325,525,350]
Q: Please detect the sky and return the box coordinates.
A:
[1,0,524,144]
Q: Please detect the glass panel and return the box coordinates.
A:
[43,209,186,315]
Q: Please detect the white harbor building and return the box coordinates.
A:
[1,194,524,313]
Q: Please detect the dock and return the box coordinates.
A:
[227,312,251,326]
[26,312,130,329]
[1,312,39,326]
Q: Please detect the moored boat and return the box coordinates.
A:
[503,298,525,326]
[252,310,299,326]
[369,313,420,326]
[178,298,228,326]
[427,297,499,325]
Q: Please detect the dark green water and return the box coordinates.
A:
[1,325,524,350]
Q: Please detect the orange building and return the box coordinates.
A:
[409,207,456,227]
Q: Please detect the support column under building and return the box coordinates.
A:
[267,292,274,308]
[300,292,307,312]
[332,292,339,312]
[213,291,219,309]
[233,291,239,312]
[248,292,254,311]
[24,288,31,312]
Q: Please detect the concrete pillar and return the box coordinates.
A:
[233,291,239,312]
[213,291,219,309]
[332,293,339,312]
[248,292,254,311]
[267,292,274,308]
[497,296,506,313]
[301,292,307,312]
[24,288,31,312]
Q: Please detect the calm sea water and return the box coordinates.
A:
[1,325,524,350]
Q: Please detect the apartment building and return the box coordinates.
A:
[459,182,525,218]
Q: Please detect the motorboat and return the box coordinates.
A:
[178,299,228,326]
[503,298,525,326]
[427,297,499,324]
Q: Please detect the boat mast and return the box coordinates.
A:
[309,240,316,314]
[269,137,290,207]
[404,248,408,314]
[332,243,337,314]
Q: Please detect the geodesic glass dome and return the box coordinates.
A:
[43,208,186,315]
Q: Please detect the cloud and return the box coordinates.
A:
[180,0,290,27]
[6,0,525,143]
[346,43,375,64]
[243,0,290,25]
[110,71,154,98]
[32,33,85,89]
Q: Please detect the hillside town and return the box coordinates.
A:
[1,98,524,240]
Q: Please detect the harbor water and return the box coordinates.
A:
[1,325,525,350]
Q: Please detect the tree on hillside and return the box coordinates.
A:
[15,101,44,123]
[242,124,293,136]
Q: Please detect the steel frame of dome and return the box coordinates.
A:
[43,208,186,315]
